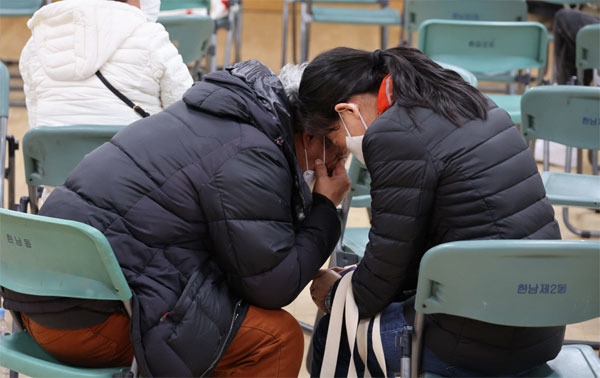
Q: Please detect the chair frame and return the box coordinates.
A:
[293,0,401,63]
[410,240,600,378]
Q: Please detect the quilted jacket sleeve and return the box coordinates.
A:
[352,119,438,318]
[149,23,193,108]
[204,145,341,309]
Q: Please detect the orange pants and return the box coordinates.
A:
[21,312,134,368]
[211,307,304,377]
[22,306,304,376]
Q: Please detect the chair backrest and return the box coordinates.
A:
[0,208,132,302]
[521,85,600,151]
[160,0,210,11]
[22,125,124,187]
[417,20,548,73]
[0,0,44,16]
[414,240,600,327]
[346,156,371,208]
[404,0,527,34]
[158,15,215,64]
[576,23,600,71]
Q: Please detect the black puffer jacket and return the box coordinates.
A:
[354,100,564,374]
[34,61,341,376]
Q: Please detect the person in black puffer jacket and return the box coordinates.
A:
[298,47,564,377]
[1,61,350,377]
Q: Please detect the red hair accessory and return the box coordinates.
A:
[377,74,394,116]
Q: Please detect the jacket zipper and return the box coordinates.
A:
[200,300,242,377]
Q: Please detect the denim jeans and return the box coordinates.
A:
[311,301,509,377]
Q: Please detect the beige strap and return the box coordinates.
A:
[321,273,352,377]
[320,271,388,377]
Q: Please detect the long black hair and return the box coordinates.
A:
[297,46,488,135]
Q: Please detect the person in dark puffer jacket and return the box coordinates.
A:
[298,47,564,377]
[1,61,351,377]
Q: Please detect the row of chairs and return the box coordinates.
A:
[281,0,530,66]
[1,207,599,377]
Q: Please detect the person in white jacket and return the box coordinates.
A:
[20,0,193,128]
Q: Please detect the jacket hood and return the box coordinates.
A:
[183,60,313,220]
[27,0,148,81]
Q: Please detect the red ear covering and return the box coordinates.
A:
[377,74,394,116]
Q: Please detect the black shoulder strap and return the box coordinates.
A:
[95,71,150,118]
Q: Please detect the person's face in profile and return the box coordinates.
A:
[302,132,347,175]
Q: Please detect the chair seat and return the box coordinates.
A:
[311,6,402,25]
[487,94,521,124]
[423,345,600,378]
[541,171,600,208]
[342,227,370,260]
[0,331,130,378]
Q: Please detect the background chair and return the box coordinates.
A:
[19,125,124,214]
[160,0,242,72]
[296,0,402,63]
[521,85,600,238]
[418,20,548,124]
[576,23,600,86]
[157,14,215,80]
[411,239,600,378]
[402,0,527,46]
[0,208,136,378]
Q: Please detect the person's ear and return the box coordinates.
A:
[334,103,360,120]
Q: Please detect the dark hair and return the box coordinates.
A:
[297,46,488,135]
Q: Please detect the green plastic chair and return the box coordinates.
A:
[403,0,527,46]
[0,208,136,378]
[521,85,600,238]
[157,14,214,78]
[0,0,44,16]
[418,20,548,124]
[21,125,124,214]
[410,239,600,378]
[297,0,402,63]
[576,23,600,85]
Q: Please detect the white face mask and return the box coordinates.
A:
[140,0,161,21]
[338,104,368,165]
[303,138,326,191]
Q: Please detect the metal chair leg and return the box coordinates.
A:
[381,26,388,50]
[0,117,6,209]
[300,3,310,63]
[561,146,600,238]
[223,12,235,67]
[282,0,290,67]
[234,1,242,63]
[410,312,424,378]
[28,185,39,214]
[210,33,218,72]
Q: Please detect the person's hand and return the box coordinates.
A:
[310,268,342,313]
[313,157,350,206]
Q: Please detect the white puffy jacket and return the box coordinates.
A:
[20,0,193,128]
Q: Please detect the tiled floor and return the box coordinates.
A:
[1,3,599,377]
